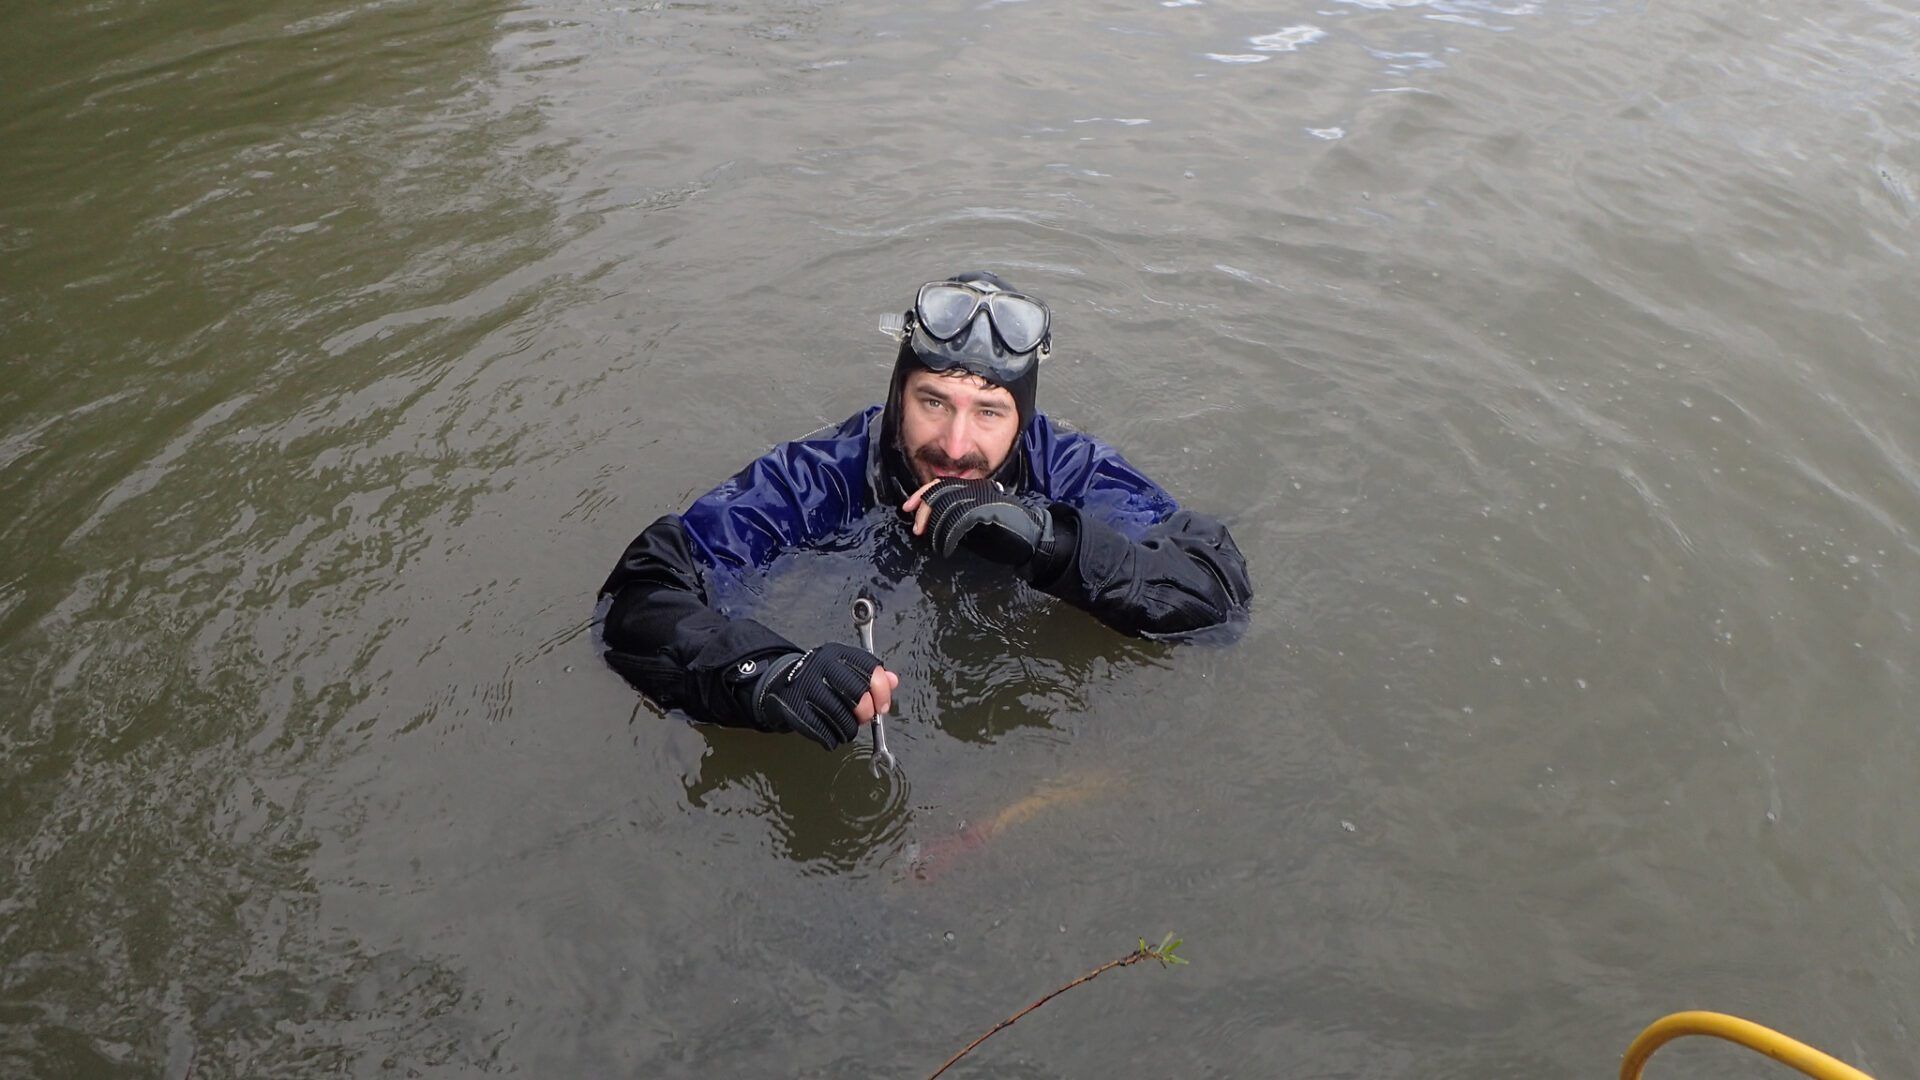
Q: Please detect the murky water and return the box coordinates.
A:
[4,0,1917,1075]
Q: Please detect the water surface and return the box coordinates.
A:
[3,0,1917,1075]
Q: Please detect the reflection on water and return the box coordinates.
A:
[682,723,914,875]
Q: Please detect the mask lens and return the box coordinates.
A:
[987,295,1048,353]
[916,285,979,340]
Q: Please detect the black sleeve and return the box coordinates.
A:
[597,514,801,728]
[1028,504,1252,637]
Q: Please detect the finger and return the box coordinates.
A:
[902,478,940,513]
[854,693,875,726]
[868,665,893,716]
[913,501,933,536]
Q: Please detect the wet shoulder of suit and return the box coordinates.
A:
[596,405,1252,727]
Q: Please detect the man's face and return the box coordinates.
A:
[897,368,1020,486]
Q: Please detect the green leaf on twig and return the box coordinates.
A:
[1135,931,1186,966]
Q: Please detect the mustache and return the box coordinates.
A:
[913,444,991,474]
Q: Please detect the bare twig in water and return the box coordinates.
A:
[927,933,1187,1079]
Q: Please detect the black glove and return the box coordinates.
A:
[921,478,1055,567]
[746,642,882,751]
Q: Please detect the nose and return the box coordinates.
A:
[941,410,974,459]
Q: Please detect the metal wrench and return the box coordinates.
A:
[850,597,896,776]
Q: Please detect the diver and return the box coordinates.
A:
[596,272,1252,751]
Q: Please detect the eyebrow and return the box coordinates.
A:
[916,381,1015,410]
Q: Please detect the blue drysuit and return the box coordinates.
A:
[598,405,1250,730]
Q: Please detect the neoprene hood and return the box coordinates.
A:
[878,270,1045,498]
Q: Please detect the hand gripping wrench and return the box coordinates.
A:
[850,597,896,776]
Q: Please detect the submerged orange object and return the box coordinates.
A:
[910,771,1119,882]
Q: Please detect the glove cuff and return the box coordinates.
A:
[1022,503,1076,586]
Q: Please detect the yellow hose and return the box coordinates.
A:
[1620,1011,1876,1080]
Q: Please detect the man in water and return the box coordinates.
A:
[597,272,1251,750]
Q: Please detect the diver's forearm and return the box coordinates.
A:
[599,515,801,728]
[1035,506,1251,636]
[603,580,800,728]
